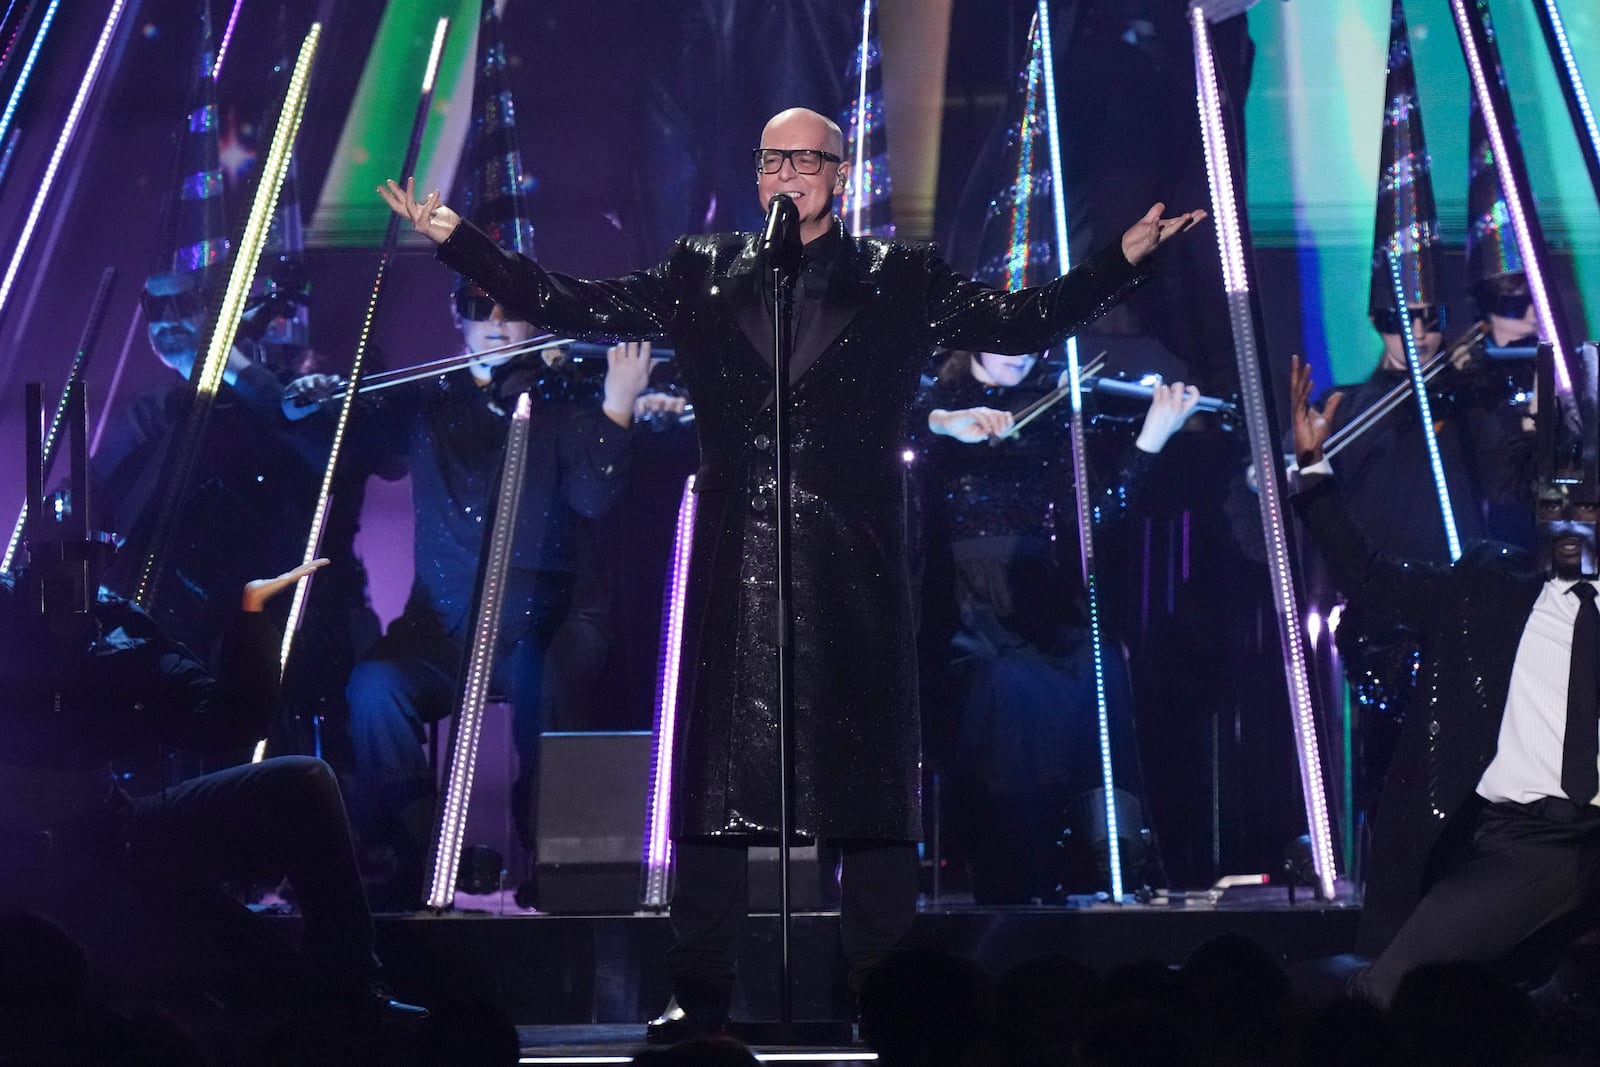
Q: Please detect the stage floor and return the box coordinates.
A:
[370,886,1361,1031]
[513,1023,871,1064]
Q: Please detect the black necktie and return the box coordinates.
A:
[1562,583,1600,805]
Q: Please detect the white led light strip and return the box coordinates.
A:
[1191,3,1336,900]
[0,0,115,321]
[641,475,697,907]
[849,0,870,234]
[1388,250,1462,562]
[1538,0,1600,193]
[0,0,60,165]
[1037,0,1124,904]
[278,16,450,672]
[196,23,321,399]
[429,393,534,910]
[1451,0,1570,395]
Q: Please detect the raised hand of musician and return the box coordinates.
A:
[929,406,1014,444]
[377,177,461,245]
[1291,355,1342,469]
[241,558,329,613]
[1120,202,1208,266]
[1134,381,1203,453]
[603,341,653,428]
[281,373,341,420]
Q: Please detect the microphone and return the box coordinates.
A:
[759,192,802,267]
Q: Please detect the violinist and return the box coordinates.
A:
[1305,46,1536,888]
[912,349,1200,902]
[319,284,651,912]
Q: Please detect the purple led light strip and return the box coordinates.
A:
[211,0,244,80]
[641,475,698,905]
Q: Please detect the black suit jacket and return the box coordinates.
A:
[1293,473,1545,952]
[438,216,1149,840]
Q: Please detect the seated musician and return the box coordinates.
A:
[911,349,1199,902]
[308,281,651,912]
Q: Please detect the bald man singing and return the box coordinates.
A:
[382,106,1204,1040]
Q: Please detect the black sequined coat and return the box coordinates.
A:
[438,217,1149,841]
[1293,473,1544,954]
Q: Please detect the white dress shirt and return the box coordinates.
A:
[1478,579,1600,806]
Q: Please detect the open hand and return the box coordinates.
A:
[603,341,653,427]
[377,178,461,245]
[1290,355,1342,468]
[241,558,329,613]
[1120,202,1208,265]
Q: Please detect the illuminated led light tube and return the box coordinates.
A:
[1191,2,1337,900]
[641,475,698,907]
[195,23,320,399]
[848,0,870,234]
[138,21,320,611]
[1451,0,1570,396]
[429,392,533,911]
[278,16,450,670]
[2,268,115,573]
[0,0,112,322]
[1388,250,1462,561]
[1036,0,1123,904]
[211,0,244,79]
[1532,0,1600,210]
[0,0,57,163]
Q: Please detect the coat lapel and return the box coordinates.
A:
[725,238,774,371]
[727,220,873,407]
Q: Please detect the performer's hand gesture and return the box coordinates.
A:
[929,406,1014,443]
[241,558,329,613]
[1120,202,1208,265]
[603,341,653,428]
[1290,354,1342,469]
[377,178,461,245]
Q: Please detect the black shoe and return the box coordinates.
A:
[362,981,430,1022]
[646,996,728,1045]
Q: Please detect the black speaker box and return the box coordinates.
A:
[535,730,652,913]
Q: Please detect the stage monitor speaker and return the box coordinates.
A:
[535,730,651,913]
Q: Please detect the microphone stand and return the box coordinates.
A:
[768,196,801,1030]
[734,197,850,1046]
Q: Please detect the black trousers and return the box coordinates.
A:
[128,755,380,987]
[1357,798,1600,1006]
[666,838,919,1011]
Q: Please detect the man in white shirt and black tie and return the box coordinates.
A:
[1289,353,1600,1008]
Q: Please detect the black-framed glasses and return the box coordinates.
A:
[454,288,499,322]
[752,148,842,175]
[140,286,210,323]
[1371,304,1447,336]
